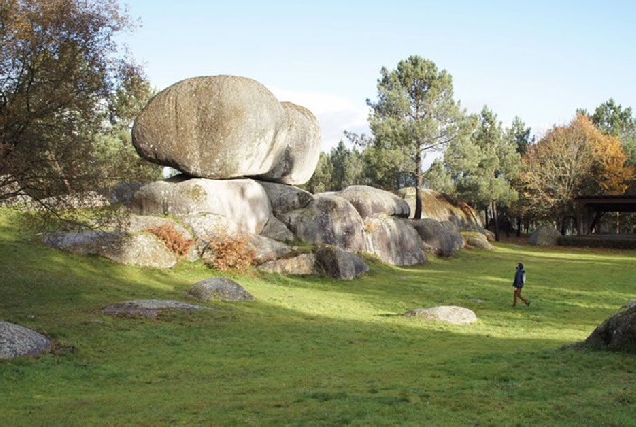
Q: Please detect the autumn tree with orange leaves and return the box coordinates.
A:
[517,114,634,232]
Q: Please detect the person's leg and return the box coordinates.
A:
[513,287,520,307]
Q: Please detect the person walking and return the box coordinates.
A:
[512,262,530,307]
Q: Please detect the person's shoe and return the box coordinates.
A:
[525,300,531,307]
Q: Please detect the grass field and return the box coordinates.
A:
[1,209,635,426]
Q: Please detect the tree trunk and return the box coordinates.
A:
[492,201,500,242]
[414,149,423,219]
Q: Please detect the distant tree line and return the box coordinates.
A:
[1,5,633,237]
[304,56,636,240]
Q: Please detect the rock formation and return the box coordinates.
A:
[529,226,561,246]
[43,75,492,276]
[581,303,636,354]
[132,75,321,185]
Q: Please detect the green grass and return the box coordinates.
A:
[1,209,635,426]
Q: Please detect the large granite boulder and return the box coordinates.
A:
[398,187,483,231]
[529,226,561,247]
[364,216,427,266]
[200,232,291,266]
[280,194,367,253]
[0,322,51,359]
[581,303,636,354]
[412,218,464,257]
[463,232,494,250]
[44,231,179,268]
[132,177,271,235]
[257,253,316,275]
[335,185,410,219]
[314,245,369,280]
[132,75,320,185]
[259,215,295,242]
[258,181,314,217]
[257,102,322,185]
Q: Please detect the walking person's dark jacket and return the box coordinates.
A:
[513,267,526,288]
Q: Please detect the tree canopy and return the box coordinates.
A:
[0,0,159,211]
[367,55,466,218]
[585,98,636,166]
[518,114,634,228]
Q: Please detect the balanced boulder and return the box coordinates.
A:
[132,75,321,185]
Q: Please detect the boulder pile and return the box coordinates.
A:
[44,75,490,275]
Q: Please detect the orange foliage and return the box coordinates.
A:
[204,233,256,273]
[519,114,634,218]
[147,224,195,257]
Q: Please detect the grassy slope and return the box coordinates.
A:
[1,210,635,426]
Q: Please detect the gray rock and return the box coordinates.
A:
[257,253,316,275]
[189,278,256,302]
[120,215,198,261]
[582,304,636,354]
[281,194,367,253]
[103,300,210,319]
[404,306,477,325]
[260,215,294,242]
[132,178,271,234]
[245,234,291,264]
[398,187,484,232]
[336,185,410,218]
[44,231,178,268]
[0,322,51,359]
[364,216,427,266]
[257,102,322,185]
[529,226,561,246]
[463,232,494,250]
[102,234,178,268]
[132,75,286,179]
[179,213,240,243]
[314,245,369,280]
[132,76,321,185]
[412,218,464,257]
[201,232,291,266]
[258,181,314,217]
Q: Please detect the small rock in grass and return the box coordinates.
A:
[189,278,256,302]
[103,299,210,319]
[0,321,52,359]
[404,306,477,325]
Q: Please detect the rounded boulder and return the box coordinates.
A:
[132,75,286,179]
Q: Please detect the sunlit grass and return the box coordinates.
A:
[1,208,635,425]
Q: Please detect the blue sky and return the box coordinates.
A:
[120,0,636,155]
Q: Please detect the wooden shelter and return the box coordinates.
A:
[574,195,636,234]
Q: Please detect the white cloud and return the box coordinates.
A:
[271,88,370,152]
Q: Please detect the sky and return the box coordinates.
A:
[119,0,636,158]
